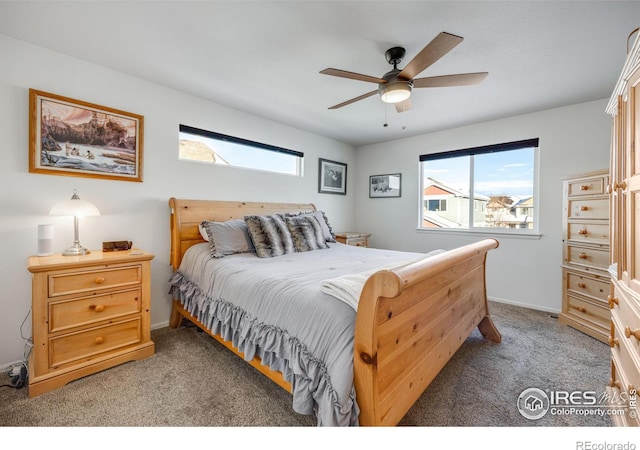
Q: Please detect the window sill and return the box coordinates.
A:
[416,227,542,240]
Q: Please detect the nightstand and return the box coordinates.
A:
[335,232,371,247]
[27,249,155,397]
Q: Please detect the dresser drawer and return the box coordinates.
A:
[610,314,640,393]
[565,245,610,271]
[49,318,142,368]
[566,272,609,302]
[567,198,609,220]
[566,221,610,246]
[611,283,640,350]
[49,288,142,333]
[565,294,610,330]
[607,358,640,426]
[567,177,606,196]
[48,265,142,298]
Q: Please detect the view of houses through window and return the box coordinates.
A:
[420,139,538,232]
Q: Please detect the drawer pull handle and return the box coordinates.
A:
[580,185,590,191]
[91,304,105,313]
[94,277,105,285]
[578,228,588,235]
[578,253,588,259]
[608,336,620,348]
[580,206,589,211]
[95,336,104,345]
[576,306,587,313]
[624,327,640,341]
[608,296,619,309]
[577,283,587,289]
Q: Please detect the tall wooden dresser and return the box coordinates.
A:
[605,30,640,427]
[559,170,610,343]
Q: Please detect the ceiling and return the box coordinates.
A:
[1,1,638,147]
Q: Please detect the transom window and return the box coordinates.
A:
[419,138,539,234]
[179,124,303,176]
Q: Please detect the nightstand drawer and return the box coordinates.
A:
[567,198,608,220]
[565,245,609,271]
[48,265,142,298]
[49,318,142,368]
[566,272,609,302]
[49,288,142,333]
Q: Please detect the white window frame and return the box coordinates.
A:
[418,138,541,238]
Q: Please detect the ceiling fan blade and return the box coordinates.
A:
[320,68,386,84]
[398,32,464,80]
[413,72,488,88]
[328,90,379,109]
[394,99,412,113]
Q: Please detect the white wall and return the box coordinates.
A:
[354,99,611,313]
[0,35,356,366]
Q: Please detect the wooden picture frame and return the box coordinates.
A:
[369,173,401,198]
[29,89,144,182]
[318,158,347,195]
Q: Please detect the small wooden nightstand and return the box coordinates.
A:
[335,232,371,247]
[27,249,155,397]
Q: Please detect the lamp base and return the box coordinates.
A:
[62,244,91,256]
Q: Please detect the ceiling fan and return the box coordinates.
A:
[320,32,488,113]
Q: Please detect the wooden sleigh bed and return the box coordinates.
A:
[168,197,501,426]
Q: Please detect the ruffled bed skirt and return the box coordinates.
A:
[168,271,359,426]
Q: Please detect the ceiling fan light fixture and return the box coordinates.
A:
[379,81,412,104]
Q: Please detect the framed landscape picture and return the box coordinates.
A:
[29,89,144,182]
[318,158,347,195]
[369,173,401,198]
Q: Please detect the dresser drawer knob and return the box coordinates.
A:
[608,336,620,348]
[578,253,588,259]
[94,277,105,284]
[577,283,587,289]
[578,228,588,235]
[624,327,640,341]
[90,304,105,313]
[580,206,589,211]
[608,296,619,309]
[580,185,590,191]
[95,336,104,345]
[576,306,587,313]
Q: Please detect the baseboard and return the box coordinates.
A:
[488,296,561,315]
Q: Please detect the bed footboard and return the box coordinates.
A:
[353,238,500,426]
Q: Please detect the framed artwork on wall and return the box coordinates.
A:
[318,158,347,195]
[369,173,401,198]
[29,89,144,182]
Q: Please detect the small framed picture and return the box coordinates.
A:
[318,158,347,195]
[29,89,144,182]
[369,173,401,198]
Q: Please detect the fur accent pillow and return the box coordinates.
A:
[286,210,336,242]
[285,215,329,252]
[244,214,294,258]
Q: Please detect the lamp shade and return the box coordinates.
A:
[379,82,412,104]
[50,191,101,217]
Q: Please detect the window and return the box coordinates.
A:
[179,124,303,176]
[419,138,539,234]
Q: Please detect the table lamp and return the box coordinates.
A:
[50,189,101,256]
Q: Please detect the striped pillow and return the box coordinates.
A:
[244,214,294,258]
[285,215,329,252]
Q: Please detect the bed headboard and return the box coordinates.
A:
[168,198,316,270]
